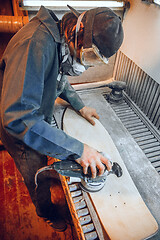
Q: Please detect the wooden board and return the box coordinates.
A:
[63,108,158,240]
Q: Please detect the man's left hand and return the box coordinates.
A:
[79,106,99,125]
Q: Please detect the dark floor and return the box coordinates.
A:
[0,147,77,240]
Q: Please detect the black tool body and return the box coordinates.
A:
[52,160,122,179]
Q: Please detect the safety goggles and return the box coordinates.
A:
[80,44,108,67]
[74,9,109,67]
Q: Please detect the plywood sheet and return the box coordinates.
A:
[63,108,158,240]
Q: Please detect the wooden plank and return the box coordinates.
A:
[63,107,159,240]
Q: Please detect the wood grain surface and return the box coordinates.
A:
[63,107,158,240]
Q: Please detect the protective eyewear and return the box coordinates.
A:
[80,44,108,67]
[74,8,109,67]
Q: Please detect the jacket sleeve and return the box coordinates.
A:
[1,37,83,160]
[59,77,85,111]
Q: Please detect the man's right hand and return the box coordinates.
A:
[75,144,112,178]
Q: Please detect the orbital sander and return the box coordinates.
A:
[35,153,122,193]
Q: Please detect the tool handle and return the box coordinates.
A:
[53,160,108,179]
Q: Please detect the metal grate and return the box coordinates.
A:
[68,181,99,240]
[103,93,160,175]
[113,51,160,131]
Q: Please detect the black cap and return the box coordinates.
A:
[67,6,124,58]
[91,8,124,58]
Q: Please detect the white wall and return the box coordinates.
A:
[120,0,160,84]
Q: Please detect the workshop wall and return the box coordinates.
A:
[120,0,160,84]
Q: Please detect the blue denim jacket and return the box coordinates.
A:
[0,6,84,160]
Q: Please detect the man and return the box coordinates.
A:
[0,5,123,231]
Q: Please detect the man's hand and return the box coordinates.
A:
[75,144,112,178]
[79,106,99,125]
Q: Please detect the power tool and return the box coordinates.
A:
[35,153,122,193]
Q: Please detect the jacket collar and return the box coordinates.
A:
[36,6,61,43]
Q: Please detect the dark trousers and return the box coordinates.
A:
[0,119,60,216]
